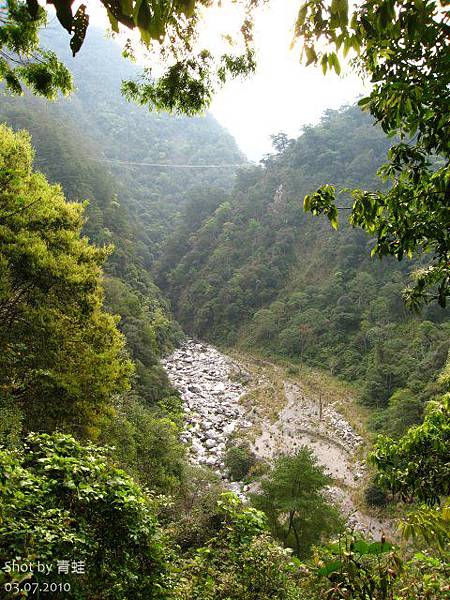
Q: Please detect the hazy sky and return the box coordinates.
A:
[206,0,367,160]
[85,0,367,160]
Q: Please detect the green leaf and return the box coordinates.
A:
[331,0,349,26]
[367,541,392,555]
[350,35,361,54]
[295,3,308,28]
[70,5,89,56]
[343,36,352,58]
[318,560,342,576]
[352,540,369,554]
[133,0,144,27]
[330,215,339,230]
[304,46,317,66]
[179,0,196,18]
[119,0,133,16]
[107,9,120,33]
[330,52,341,75]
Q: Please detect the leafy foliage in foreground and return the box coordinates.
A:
[173,493,303,600]
[308,535,401,600]
[1,0,257,113]
[0,124,187,496]
[0,0,72,98]
[0,433,169,599]
[368,366,450,573]
[170,494,449,600]
[370,392,450,506]
[298,535,449,600]
[0,433,448,600]
[298,0,449,307]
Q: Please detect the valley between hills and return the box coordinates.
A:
[1,10,449,597]
[163,339,393,539]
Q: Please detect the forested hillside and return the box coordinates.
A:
[0,25,246,425]
[0,26,244,264]
[160,107,449,438]
[0,86,184,424]
[1,2,449,596]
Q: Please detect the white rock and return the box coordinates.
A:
[163,339,249,478]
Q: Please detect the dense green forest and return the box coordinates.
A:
[0,26,244,265]
[1,3,449,597]
[159,106,449,438]
[0,25,245,432]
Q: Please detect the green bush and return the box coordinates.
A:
[173,494,304,600]
[98,397,186,493]
[395,552,450,599]
[303,534,401,600]
[224,444,258,481]
[287,365,300,376]
[370,395,450,505]
[163,466,226,551]
[0,433,169,599]
[298,536,450,600]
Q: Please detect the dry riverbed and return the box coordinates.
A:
[162,339,391,539]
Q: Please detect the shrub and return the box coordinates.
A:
[173,494,304,600]
[224,444,258,481]
[287,365,300,376]
[304,534,401,600]
[370,395,450,505]
[0,433,169,599]
[163,466,227,551]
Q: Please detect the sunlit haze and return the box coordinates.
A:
[84,0,367,160]
[206,0,367,160]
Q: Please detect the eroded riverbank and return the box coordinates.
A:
[162,339,391,537]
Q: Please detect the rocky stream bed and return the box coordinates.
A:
[162,339,389,537]
[161,340,253,495]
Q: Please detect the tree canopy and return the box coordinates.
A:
[0,0,256,111]
[0,432,169,599]
[0,124,132,436]
[300,0,450,308]
[2,0,448,307]
[369,393,450,506]
[251,448,343,557]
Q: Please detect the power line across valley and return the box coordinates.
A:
[86,157,256,169]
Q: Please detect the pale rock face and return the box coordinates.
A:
[162,339,252,499]
[162,340,384,530]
